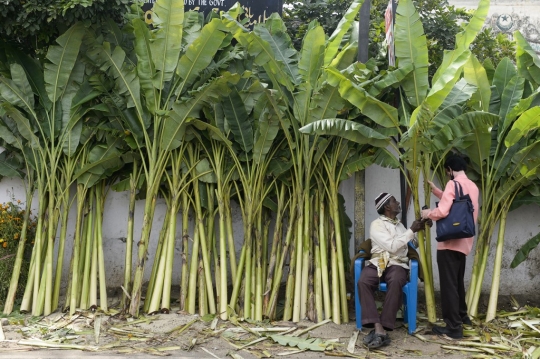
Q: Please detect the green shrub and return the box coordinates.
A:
[0,200,36,309]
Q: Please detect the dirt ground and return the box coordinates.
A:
[0,310,475,359]
[1,291,536,359]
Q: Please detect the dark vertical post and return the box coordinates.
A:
[357,0,371,63]
[354,0,371,251]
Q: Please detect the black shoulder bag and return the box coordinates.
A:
[435,180,475,242]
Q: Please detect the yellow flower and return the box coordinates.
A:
[0,239,3,243]
[2,242,7,248]
[14,233,19,239]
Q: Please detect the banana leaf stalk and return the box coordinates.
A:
[80,188,95,310]
[144,204,171,314]
[318,188,331,320]
[122,162,140,310]
[3,172,35,314]
[67,185,89,315]
[215,181,232,319]
[282,222,298,321]
[263,184,288,317]
[198,259,208,316]
[313,193,324,322]
[179,191,190,311]
[186,213,200,314]
[19,194,47,313]
[95,182,108,311]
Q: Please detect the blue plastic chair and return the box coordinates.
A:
[354,245,418,335]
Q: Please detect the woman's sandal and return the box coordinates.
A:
[366,333,391,349]
[362,329,376,345]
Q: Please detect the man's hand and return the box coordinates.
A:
[410,218,432,232]
[421,208,430,219]
[410,220,425,233]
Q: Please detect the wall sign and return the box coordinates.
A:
[142,0,282,26]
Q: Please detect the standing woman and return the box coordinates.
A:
[421,154,479,339]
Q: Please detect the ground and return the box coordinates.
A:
[0,310,483,359]
[0,292,537,358]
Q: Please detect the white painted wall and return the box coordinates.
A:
[3,163,538,301]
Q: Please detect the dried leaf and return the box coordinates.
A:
[347,331,359,353]
[269,334,333,352]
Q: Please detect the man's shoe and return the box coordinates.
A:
[432,324,463,339]
[462,316,472,326]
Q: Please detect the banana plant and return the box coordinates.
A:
[300,0,492,322]
[222,0,367,323]
[0,23,107,315]
[455,35,540,320]
[88,0,242,316]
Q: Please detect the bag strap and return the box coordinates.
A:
[453,180,465,198]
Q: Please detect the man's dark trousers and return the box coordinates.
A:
[357,264,407,330]
[437,249,467,329]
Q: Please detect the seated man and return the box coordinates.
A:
[358,193,428,349]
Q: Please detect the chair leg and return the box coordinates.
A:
[354,259,363,330]
[406,289,417,334]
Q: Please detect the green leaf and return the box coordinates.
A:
[0,152,23,178]
[0,103,40,148]
[454,0,490,51]
[368,64,415,98]
[511,232,540,268]
[324,0,364,66]
[9,63,34,110]
[100,43,144,122]
[432,0,489,85]
[150,0,184,84]
[497,76,525,142]
[515,31,540,85]
[432,112,499,152]
[162,74,239,151]
[299,118,390,148]
[298,25,325,87]
[309,83,346,125]
[463,55,491,112]
[132,19,157,113]
[44,22,85,103]
[75,143,123,187]
[394,0,429,107]
[0,122,20,148]
[326,67,399,128]
[440,79,477,110]
[426,50,471,113]
[340,148,400,180]
[505,107,540,147]
[223,87,253,152]
[177,18,227,94]
[269,334,333,352]
[501,90,540,138]
[493,57,517,98]
[253,104,279,165]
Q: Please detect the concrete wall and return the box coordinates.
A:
[449,0,540,53]
[2,164,539,302]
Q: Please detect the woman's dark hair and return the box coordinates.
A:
[444,154,468,172]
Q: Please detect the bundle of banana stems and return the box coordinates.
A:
[65,182,109,314]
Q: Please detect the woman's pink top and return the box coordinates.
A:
[426,173,479,256]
